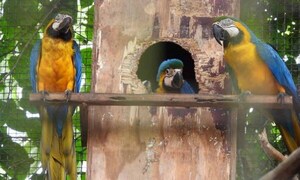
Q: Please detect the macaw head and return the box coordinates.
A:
[45,13,73,40]
[212,17,253,48]
[52,13,73,32]
[156,59,184,92]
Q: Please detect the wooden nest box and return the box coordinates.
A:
[87,0,240,179]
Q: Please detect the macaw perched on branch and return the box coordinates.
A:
[30,13,82,179]
[212,17,300,152]
[156,59,195,94]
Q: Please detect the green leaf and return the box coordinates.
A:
[0,73,6,91]
[80,0,94,8]
[41,0,78,24]
[28,174,46,180]
[19,92,39,113]
[0,130,34,179]
[80,48,92,92]
[2,100,41,134]
[3,0,40,27]
[7,55,30,88]
[85,6,94,42]
[0,19,18,59]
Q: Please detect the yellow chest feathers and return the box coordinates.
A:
[37,37,75,92]
[41,37,73,60]
[224,42,284,95]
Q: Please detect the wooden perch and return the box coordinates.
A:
[259,129,300,180]
[29,93,293,108]
[29,93,294,148]
[258,128,287,162]
[260,147,300,180]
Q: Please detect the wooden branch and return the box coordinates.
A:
[258,128,287,162]
[29,93,293,109]
[260,147,300,180]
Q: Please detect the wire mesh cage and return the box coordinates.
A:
[0,0,93,179]
[241,0,300,81]
[0,0,299,179]
[238,0,300,178]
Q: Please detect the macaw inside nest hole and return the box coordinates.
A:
[137,41,199,93]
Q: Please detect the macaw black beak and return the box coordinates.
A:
[52,14,73,32]
[57,16,72,31]
[212,23,225,46]
[172,71,184,88]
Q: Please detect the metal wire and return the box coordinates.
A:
[238,0,300,178]
[0,0,298,179]
[0,0,93,179]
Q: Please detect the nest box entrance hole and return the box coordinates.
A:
[137,41,199,93]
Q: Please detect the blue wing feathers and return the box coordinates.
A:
[30,40,41,93]
[256,42,300,111]
[255,40,300,137]
[180,81,195,94]
[73,41,82,93]
[256,42,297,97]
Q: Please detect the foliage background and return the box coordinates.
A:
[238,0,300,179]
[0,0,299,179]
[0,0,93,179]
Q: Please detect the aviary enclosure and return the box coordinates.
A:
[0,0,299,179]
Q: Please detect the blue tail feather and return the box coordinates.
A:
[46,105,68,137]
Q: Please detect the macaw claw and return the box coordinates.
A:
[65,89,72,102]
[277,92,287,104]
[238,90,252,102]
[39,91,49,102]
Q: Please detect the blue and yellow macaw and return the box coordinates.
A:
[212,17,300,152]
[156,59,195,94]
[30,13,82,179]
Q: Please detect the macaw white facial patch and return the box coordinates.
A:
[52,22,60,30]
[224,25,239,37]
[51,14,72,31]
[163,68,183,89]
[218,18,240,38]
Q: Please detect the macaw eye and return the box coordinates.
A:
[220,18,234,27]
[55,14,62,21]
[166,69,170,74]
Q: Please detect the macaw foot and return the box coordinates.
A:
[142,80,153,94]
[277,92,287,104]
[39,91,49,102]
[65,89,72,102]
[238,90,252,102]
